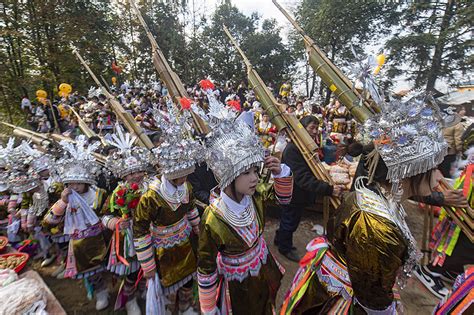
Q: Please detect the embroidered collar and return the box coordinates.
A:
[221,191,251,216]
[213,193,256,228]
[149,176,189,210]
[160,175,187,204]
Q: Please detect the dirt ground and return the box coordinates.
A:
[35,201,441,314]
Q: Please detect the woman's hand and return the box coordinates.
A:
[443,190,469,208]
[144,268,157,279]
[332,185,345,198]
[61,188,72,203]
[264,156,282,176]
[118,219,130,231]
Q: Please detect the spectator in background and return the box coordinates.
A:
[275,115,344,262]
[439,107,465,177]
[21,95,32,113]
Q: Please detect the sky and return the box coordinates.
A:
[197,0,452,93]
[205,0,292,30]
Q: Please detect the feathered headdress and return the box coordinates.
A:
[346,47,384,107]
[0,138,15,169]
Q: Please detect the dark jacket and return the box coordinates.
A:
[282,142,333,206]
[187,162,218,206]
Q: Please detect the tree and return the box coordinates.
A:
[291,0,398,99]
[202,2,256,83]
[243,19,294,88]
[386,0,472,90]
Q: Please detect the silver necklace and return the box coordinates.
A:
[159,181,186,206]
[218,198,256,227]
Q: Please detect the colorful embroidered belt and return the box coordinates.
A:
[71,223,104,240]
[217,236,268,282]
[316,248,353,301]
[150,217,191,249]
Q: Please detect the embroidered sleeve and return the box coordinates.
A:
[43,199,67,226]
[102,214,119,230]
[26,211,36,229]
[197,271,219,315]
[7,194,19,214]
[92,188,107,215]
[273,165,293,205]
[0,198,8,207]
[186,207,200,235]
[197,213,219,314]
[134,234,156,274]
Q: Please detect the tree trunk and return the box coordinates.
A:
[309,72,317,98]
[305,56,310,97]
[0,86,14,124]
[324,43,337,105]
[426,0,455,91]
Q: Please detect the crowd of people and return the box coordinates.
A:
[20,79,359,157]
[1,77,472,315]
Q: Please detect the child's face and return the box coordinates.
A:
[68,183,87,194]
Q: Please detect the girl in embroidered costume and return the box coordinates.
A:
[101,126,155,315]
[13,142,64,268]
[0,138,15,234]
[282,93,449,315]
[43,136,110,311]
[133,102,202,314]
[257,112,277,148]
[0,138,23,240]
[192,82,294,315]
[5,141,60,268]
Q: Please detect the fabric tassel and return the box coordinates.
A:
[114,279,128,310]
[64,240,78,278]
[84,277,94,301]
[146,273,167,315]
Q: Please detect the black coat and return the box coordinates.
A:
[282,142,333,206]
[187,162,218,206]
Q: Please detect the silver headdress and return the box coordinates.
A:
[8,169,41,194]
[17,141,54,174]
[346,47,384,106]
[7,141,42,194]
[106,125,155,179]
[54,135,101,185]
[193,84,264,189]
[0,138,15,190]
[361,92,448,184]
[88,86,102,99]
[132,79,142,88]
[441,106,462,128]
[0,138,15,170]
[152,101,203,180]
